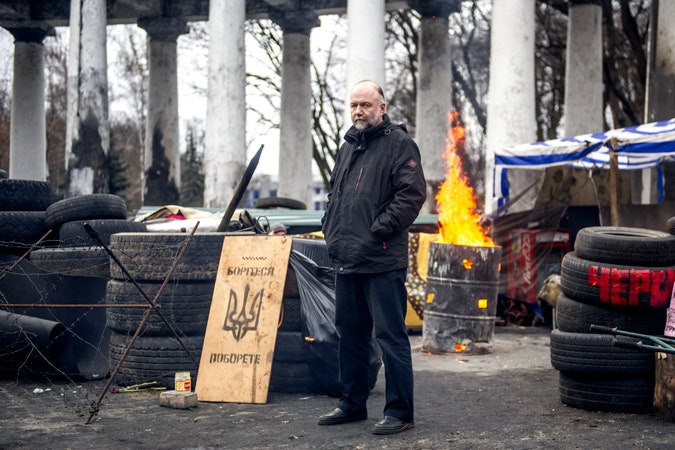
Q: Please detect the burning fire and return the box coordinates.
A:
[435,111,495,247]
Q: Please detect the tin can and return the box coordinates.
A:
[175,371,191,392]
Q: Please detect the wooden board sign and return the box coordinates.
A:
[196,235,292,403]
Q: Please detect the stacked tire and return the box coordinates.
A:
[551,226,675,413]
[105,234,381,394]
[105,234,327,391]
[0,177,52,255]
[25,193,147,380]
[30,194,145,278]
[105,232,224,389]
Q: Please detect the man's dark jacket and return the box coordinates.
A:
[322,114,427,274]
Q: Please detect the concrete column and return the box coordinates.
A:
[272,12,320,209]
[484,0,538,215]
[564,0,603,135]
[645,0,675,123]
[138,18,188,207]
[642,0,675,203]
[204,0,246,208]
[4,25,53,181]
[65,0,110,196]
[345,0,385,126]
[561,0,607,206]
[409,0,460,213]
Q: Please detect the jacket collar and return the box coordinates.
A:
[344,113,392,146]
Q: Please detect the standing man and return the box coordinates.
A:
[319,80,426,435]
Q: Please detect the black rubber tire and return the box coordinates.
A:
[549,329,655,377]
[0,169,7,179]
[30,246,110,278]
[558,372,655,414]
[291,238,331,267]
[574,226,675,266]
[109,232,226,281]
[269,361,316,394]
[108,332,203,389]
[45,194,127,230]
[555,293,667,335]
[255,196,307,210]
[560,252,674,308]
[0,211,48,249]
[105,279,214,336]
[273,331,308,363]
[279,296,302,332]
[59,219,147,247]
[283,266,299,298]
[0,179,52,211]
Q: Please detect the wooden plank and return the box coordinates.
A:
[196,235,292,403]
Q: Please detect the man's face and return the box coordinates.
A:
[350,84,386,131]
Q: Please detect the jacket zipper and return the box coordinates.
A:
[354,167,364,193]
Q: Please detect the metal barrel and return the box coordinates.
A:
[422,242,502,355]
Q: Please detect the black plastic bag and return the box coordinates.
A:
[289,250,382,397]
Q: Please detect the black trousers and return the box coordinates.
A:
[335,268,414,422]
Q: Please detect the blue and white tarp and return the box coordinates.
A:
[493,118,675,208]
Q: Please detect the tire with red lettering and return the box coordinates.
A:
[550,330,655,377]
[560,252,674,308]
[558,372,654,413]
[555,293,667,334]
[574,226,675,266]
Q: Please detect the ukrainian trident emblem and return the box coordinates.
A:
[223,284,264,341]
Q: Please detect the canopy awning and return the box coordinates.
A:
[493,117,675,210]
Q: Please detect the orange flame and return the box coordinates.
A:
[435,111,495,247]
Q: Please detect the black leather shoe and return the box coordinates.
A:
[372,416,414,435]
[318,408,367,426]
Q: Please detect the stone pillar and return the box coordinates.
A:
[484,0,538,215]
[642,0,675,203]
[645,0,675,123]
[4,25,53,181]
[272,11,320,209]
[138,18,188,207]
[65,0,110,196]
[345,0,385,126]
[204,0,246,208]
[561,0,606,206]
[409,0,460,213]
[564,0,603,135]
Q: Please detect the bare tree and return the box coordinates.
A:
[107,25,148,212]
[602,0,650,128]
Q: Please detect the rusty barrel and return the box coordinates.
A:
[422,242,502,355]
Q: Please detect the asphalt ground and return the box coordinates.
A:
[0,326,673,449]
